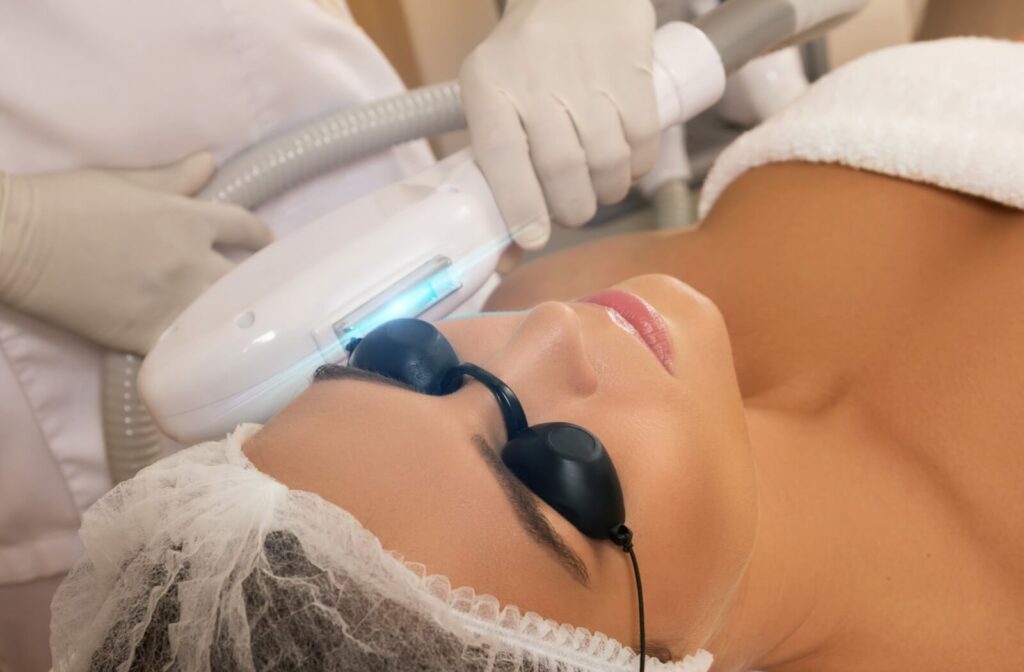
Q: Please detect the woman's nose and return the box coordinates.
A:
[479,302,599,420]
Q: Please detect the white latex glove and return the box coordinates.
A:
[460,0,659,249]
[0,154,273,354]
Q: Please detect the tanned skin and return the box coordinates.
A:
[487,162,1024,670]
[248,162,1023,671]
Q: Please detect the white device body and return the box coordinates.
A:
[141,22,726,443]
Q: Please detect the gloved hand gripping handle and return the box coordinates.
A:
[201,0,868,213]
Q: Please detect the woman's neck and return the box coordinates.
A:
[706,398,1019,672]
[702,404,860,670]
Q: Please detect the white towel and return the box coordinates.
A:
[699,38,1024,217]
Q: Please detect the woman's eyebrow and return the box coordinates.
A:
[471,435,590,585]
[312,363,416,392]
[313,366,588,582]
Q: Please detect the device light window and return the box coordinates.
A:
[332,257,461,347]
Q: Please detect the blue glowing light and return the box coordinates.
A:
[334,265,462,345]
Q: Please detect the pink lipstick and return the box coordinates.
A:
[580,290,674,372]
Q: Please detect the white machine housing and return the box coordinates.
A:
[141,22,726,444]
[143,153,508,442]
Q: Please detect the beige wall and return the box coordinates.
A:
[400,0,499,86]
[918,0,1024,40]
[347,0,422,87]
[348,0,499,154]
[827,0,926,67]
[401,0,499,155]
[828,0,1024,67]
[349,0,498,156]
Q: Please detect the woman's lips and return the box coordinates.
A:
[579,290,674,372]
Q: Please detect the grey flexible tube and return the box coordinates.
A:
[199,81,465,207]
[652,180,697,230]
[102,82,467,482]
[102,352,162,484]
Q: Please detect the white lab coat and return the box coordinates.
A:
[0,1,432,667]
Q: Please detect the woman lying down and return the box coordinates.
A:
[51,38,1023,671]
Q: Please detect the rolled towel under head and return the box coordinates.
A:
[700,38,1024,217]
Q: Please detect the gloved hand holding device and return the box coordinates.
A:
[0,153,273,354]
[460,0,660,250]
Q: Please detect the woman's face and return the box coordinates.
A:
[246,274,757,657]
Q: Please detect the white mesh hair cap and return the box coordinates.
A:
[51,424,714,672]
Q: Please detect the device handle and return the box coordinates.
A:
[651,22,726,129]
[651,0,868,128]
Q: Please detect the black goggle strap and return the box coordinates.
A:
[611,524,646,671]
[444,363,529,439]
